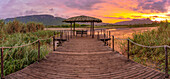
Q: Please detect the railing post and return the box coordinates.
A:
[165,46,169,78]
[38,40,40,61]
[97,31,99,40]
[53,36,55,51]
[101,29,102,36]
[112,36,114,51]
[61,31,63,39]
[67,31,70,41]
[104,33,106,46]
[1,48,4,79]
[90,26,91,36]
[60,31,62,46]
[107,31,108,38]
[70,30,72,38]
[54,32,55,36]
[93,30,95,38]
[109,31,110,38]
[81,30,83,37]
[65,32,67,41]
[127,39,130,59]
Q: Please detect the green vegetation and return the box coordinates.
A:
[0,20,44,35]
[0,20,57,76]
[125,22,170,73]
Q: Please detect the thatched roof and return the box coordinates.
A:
[63,15,102,23]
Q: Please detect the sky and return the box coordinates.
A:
[0,0,170,23]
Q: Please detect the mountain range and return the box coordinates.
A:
[4,15,153,26]
[4,15,66,26]
[113,18,153,25]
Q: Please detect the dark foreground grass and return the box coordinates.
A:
[125,22,170,73]
[0,30,58,76]
[0,20,59,77]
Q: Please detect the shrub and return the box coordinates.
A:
[1,20,45,34]
[0,20,5,29]
[36,23,44,30]
[0,30,56,76]
[126,22,170,72]
[6,20,22,34]
[26,22,37,32]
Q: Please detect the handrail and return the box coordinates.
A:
[0,37,52,49]
[114,37,169,78]
[96,29,169,78]
[0,36,54,79]
[114,38,170,48]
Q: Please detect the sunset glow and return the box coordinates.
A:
[0,0,170,23]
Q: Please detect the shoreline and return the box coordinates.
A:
[44,26,158,31]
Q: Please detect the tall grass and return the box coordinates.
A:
[0,20,56,76]
[0,30,56,76]
[1,20,44,34]
[125,22,170,73]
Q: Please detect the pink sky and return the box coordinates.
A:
[0,0,169,23]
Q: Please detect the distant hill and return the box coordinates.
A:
[77,18,153,26]
[114,18,153,25]
[4,15,66,26]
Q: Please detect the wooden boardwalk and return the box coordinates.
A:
[5,37,165,79]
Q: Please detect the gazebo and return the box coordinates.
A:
[63,15,102,38]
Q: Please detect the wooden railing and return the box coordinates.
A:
[95,29,169,78]
[0,29,169,78]
[0,37,52,79]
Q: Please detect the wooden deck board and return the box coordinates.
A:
[5,36,165,79]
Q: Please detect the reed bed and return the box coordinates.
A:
[0,20,57,76]
[126,22,170,73]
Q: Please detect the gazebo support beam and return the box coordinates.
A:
[70,22,72,38]
[92,22,94,38]
[73,22,75,36]
[90,22,92,36]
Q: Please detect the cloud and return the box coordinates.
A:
[103,16,131,19]
[133,0,168,13]
[131,15,142,18]
[152,16,158,17]
[49,8,54,12]
[64,0,104,10]
[25,9,40,14]
[167,14,170,16]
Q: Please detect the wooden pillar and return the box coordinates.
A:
[97,31,100,40]
[109,31,110,38]
[1,48,4,79]
[92,22,95,38]
[53,36,55,51]
[112,36,114,51]
[73,22,75,36]
[70,22,72,38]
[104,33,106,45]
[107,31,108,38]
[90,22,92,36]
[165,46,169,78]
[38,40,40,61]
[127,39,130,59]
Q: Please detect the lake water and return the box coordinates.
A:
[47,27,157,54]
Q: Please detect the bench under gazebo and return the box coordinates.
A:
[63,15,102,38]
